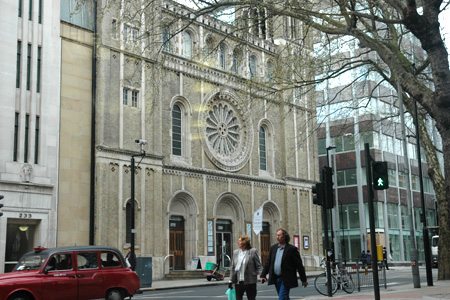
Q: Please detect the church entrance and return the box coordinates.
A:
[260,222,271,266]
[216,219,232,268]
[169,216,185,270]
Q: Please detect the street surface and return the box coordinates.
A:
[134,268,438,300]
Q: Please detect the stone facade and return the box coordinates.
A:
[93,0,322,279]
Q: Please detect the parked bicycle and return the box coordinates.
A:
[314,259,355,296]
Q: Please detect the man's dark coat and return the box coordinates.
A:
[260,243,307,289]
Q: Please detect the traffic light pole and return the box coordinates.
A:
[365,143,380,300]
[322,192,333,297]
[414,99,433,287]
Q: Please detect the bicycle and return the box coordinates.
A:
[314,259,355,296]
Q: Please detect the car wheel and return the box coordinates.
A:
[106,289,124,300]
[8,293,31,300]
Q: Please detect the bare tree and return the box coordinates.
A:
[173,0,450,279]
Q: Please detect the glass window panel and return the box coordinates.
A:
[398,171,407,188]
[259,127,267,170]
[16,41,21,88]
[266,61,272,82]
[132,91,138,107]
[347,204,360,229]
[388,169,396,187]
[336,170,345,186]
[387,203,399,229]
[249,56,256,78]
[172,104,182,156]
[184,32,192,58]
[318,138,326,155]
[401,205,410,230]
[123,88,128,105]
[162,25,171,51]
[343,135,355,151]
[334,136,343,152]
[219,44,225,69]
[346,169,357,185]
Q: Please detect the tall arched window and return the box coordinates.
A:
[249,55,257,79]
[162,24,171,52]
[259,126,267,170]
[266,61,273,82]
[172,104,182,156]
[219,44,226,70]
[183,31,192,58]
[232,49,242,73]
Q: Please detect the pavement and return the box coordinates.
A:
[141,268,450,300]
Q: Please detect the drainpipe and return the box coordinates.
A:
[89,0,98,246]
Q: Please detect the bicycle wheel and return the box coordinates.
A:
[342,274,355,294]
[314,273,338,296]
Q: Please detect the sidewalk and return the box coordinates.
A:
[142,269,450,300]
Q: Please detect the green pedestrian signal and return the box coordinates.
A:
[373,161,389,190]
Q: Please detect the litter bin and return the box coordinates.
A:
[136,257,152,287]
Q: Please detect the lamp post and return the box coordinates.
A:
[130,140,147,259]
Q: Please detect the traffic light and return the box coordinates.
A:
[312,183,324,206]
[373,161,389,190]
[0,195,3,217]
[322,166,334,209]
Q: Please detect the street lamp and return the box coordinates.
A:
[130,139,147,260]
[326,146,336,168]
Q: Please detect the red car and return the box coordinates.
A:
[0,246,141,300]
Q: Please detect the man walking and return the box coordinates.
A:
[260,228,308,300]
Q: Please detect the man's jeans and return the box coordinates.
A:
[275,276,290,300]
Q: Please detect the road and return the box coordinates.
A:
[133,268,438,300]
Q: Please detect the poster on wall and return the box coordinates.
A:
[294,235,299,248]
[207,220,214,255]
[303,236,309,250]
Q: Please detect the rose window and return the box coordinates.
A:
[200,91,253,172]
[206,103,240,156]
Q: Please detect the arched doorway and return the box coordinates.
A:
[167,191,198,270]
[169,216,185,270]
[214,193,245,268]
[260,201,282,265]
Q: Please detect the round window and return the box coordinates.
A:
[200,91,253,171]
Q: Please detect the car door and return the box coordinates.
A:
[41,253,78,300]
[76,251,104,300]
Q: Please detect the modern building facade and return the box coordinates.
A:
[0,0,62,272]
[316,66,440,264]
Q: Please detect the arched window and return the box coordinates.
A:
[205,37,214,55]
[162,24,171,52]
[249,55,257,79]
[183,31,192,58]
[172,104,182,156]
[219,44,226,70]
[232,49,242,73]
[259,126,267,170]
[266,61,273,82]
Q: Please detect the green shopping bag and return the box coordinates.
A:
[225,287,236,300]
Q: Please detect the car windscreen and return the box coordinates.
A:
[14,253,48,271]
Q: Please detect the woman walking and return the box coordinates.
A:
[230,235,262,300]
